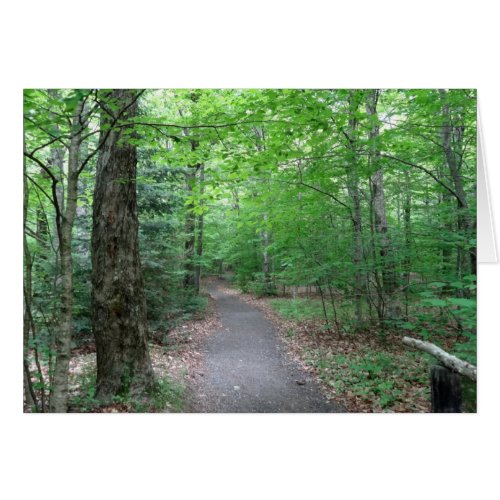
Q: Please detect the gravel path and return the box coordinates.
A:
[188,281,345,413]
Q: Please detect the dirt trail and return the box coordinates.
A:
[188,280,345,413]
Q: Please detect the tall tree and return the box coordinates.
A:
[183,139,199,291]
[366,89,400,320]
[49,97,86,411]
[91,89,154,402]
[439,89,476,277]
[344,90,364,327]
[23,152,40,411]
[24,91,94,412]
[194,164,205,293]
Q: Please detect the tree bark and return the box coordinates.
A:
[430,365,463,413]
[23,154,38,411]
[194,164,204,293]
[403,169,412,319]
[253,127,274,294]
[184,173,197,290]
[49,99,84,412]
[439,89,476,276]
[345,90,364,327]
[402,336,477,381]
[47,89,66,217]
[183,137,201,291]
[261,215,273,294]
[366,89,400,320]
[91,89,154,402]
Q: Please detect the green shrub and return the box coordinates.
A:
[149,376,185,412]
[308,348,429,410]
[271,298,325,320]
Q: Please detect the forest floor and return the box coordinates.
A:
[186,279,343,412]
[68,296,222,412]
[25,279,432,413]
[25,293,221,413]
[218,281,432,413]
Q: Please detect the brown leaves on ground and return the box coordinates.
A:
[149,294,221,384]
[25,292,221,413]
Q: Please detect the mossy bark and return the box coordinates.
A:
[91,89,154,402]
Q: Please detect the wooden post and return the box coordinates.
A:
[431,365,462,413]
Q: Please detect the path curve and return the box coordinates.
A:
[188,280,345,413]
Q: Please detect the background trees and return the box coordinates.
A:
[204,89,475,328]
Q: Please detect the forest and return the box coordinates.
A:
[23,88,477,413]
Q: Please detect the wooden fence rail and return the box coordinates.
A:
[402,336,477,413]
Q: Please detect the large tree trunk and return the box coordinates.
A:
[366,89,400,320]
[91,89,154,402]
[49,99,84,412]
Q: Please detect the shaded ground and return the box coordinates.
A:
[188,280,344,413]
[25,296,221,413]
[233,293,433,412]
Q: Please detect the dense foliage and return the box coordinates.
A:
[23,88,476,412]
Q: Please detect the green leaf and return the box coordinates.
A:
[423,298,447,307]
[448,298,476,308]
[401,322,416,330]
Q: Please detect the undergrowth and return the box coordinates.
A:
[267,296,459,412]
[305,347,431,411]
[151,293,208,342]
[69,367,185,413]
[271,298,327,321]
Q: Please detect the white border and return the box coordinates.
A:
[2,1,499,499]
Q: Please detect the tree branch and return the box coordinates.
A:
[77,89,147,175]
[23,153,63,242]
[380,153,461,201]
[402,336,477,381]
[24,115,69,149]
